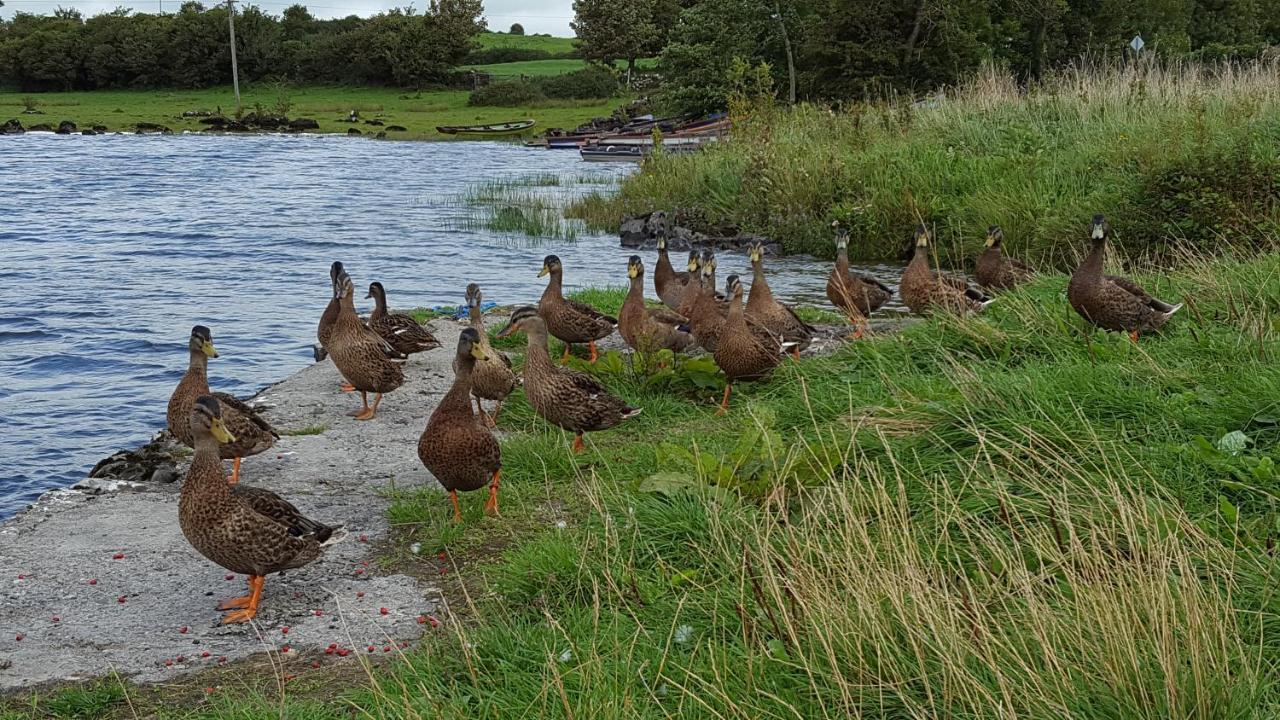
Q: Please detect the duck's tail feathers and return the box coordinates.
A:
[978,298,998,311]
[1162,302,1184,316]
[622,407,643,420]
[320,526,349,547]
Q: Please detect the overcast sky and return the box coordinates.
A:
[0,0,577,35]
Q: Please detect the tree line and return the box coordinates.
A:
[0,1,484,91]
[572,0,1280,114]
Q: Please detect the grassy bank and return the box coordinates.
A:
[463,58,658,78]
[9,246,1278,718]
[570,61,1280,265]
[0,85,624,138]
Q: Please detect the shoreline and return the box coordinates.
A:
[0,318,472,692]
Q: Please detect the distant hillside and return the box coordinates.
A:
[474,31,578,55]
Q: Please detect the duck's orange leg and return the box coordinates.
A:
[484,470,502,517]
[489,402,504,426]
[560,344,572,364]
[221,575,265,623]
[340,382,355,392]
[588,341,600,364]
[354,392,381,421]
[450,490,462,523]
[571,433,585,453]
[1129,330,1140,344]
[227,457,242,486]
[715,385,732,416]
[790,347,800,361]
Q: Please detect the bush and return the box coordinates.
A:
[509,23,524,35]
[461,47,553,65]
[468,80,546,106]
[538,65,619,100]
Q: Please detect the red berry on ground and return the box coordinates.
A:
[17,574,25,580]
[427,615,440,628]
[164,659,173,667]
[51,616,60,622]
[356,591,365,598]
[311,661,320,669]
[176,655,185,663]
[218,656,227,663]
[282,645,291,653]
[117,596,127,604]
[367,645,375,653]
[382,645,391,653]
[416,615,426,624]
[282,626,290,635]
[225,574,235,581]
[324,647,334,655]
[379,607,388,615]
[337,648,349,657]
[314,609,323,617]
[112,553,124,560]
[88,579,97,585]
[359,535,368,543]
[15,634,23,641]
[201,651,210,658]
[179,626,188,634]
[205,687,215,694]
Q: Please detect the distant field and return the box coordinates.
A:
[463,58,660,77]
[0,85,625,138]
[474,31,578,55]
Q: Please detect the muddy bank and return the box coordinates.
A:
[0,321,472,692]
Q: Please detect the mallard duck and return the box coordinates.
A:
[366,281,441,356]
[1068,214,1182,341]
[826,225,892,335]
[179,395,344,624]
[317,262,355,392]
[746,242,813,358]
[674,250,705,317]
[686,252,767,353]
[899,225,993,315]
[713,276,793,415]
[464,283,517,427]
[166,325,278,485]
[653,229,691,310]
[620,256,695,354]
[419,329,503,521]
[497,307,640,453]
[974,226,1035,291]
[329,268,406,420]
[537,255,617,364]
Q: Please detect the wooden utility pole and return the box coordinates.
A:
[773,1,796,104]
[227,0,242,115]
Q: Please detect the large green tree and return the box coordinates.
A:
[572,0,674,77]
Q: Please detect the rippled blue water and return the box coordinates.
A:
[0,133,898,519]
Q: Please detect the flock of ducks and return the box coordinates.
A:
[161,212,1181,623]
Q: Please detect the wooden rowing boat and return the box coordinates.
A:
[436,119,536,136]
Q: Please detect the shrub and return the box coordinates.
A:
[468,80,546,106]
[461,47,553,65]
[509,23,524,35]
[538,65,619,100]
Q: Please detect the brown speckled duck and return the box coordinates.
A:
[826,225,892,335]
[167,325,278,485]
[497,307,640,453]
[366,282,441,357]
[620,256,695,354]
[328,268,406,420]
[746,242,813,357]
[463,284,517,427]
[1068,214,1182,341]
[899,225,993,315]
[419,329,503,521]
[974,226,1035,291]
[653,228,691,311]
[674,250,705,317]
[713,276,792,415]
[317,261,356,392]
[179,395,344,623]
[538,255,617,364]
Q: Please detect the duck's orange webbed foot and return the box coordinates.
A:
[715,385,732,417]
[484,470,501,517]
[571,434,585,453]
[220,575,264,623]
[340,382,356,393]
[588,341,600,364]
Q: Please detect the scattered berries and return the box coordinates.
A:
[336,648,350,657]
[201,651,211,658]
[427,615,440,628]
[356,591,365,598]
[218,656,227,663]
[225,574,235,581]
[359,534,369,543]
[314,609,324,617]
[117,595,127,604]
[164,659,173,667]
[51,616,60,623]
[176,655,185,663]
[379,607,389,615]
[15,634,23,642]
[282,645,291,654]
[416,615,426,625]
[311,661,321,669]
[17,574,25,580]
[355,568,365,575]
[179,626,188,634]
[112,553,125,560]
[281,626,290,635]
[205,687,216,695]
[88,579,97,585]
[382,645,391,653]
[367,645,375,653]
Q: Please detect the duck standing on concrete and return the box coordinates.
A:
[328,268,406,420]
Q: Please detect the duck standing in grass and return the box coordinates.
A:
[745,242,813,357]
[899,225,993,315]
[419,329,503,521]
[620,256,696,354]
[1068,214,1182,341]
[329,268,406,420]
[713,276,794,415]
[537,255,618,364]
[167,325,278,485]
[674,250,706,317]
[653,228,691,310]
[463,283,517,427]
[826,224,892,335]
[974,226,1036,291]
[497,306,640,453]
[366,281,441,356]
[179,395,344,623]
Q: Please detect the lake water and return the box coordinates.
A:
[0,133,900,519]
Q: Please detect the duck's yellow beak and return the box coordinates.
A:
[537,265,550,278]
[687,259,698,272]
[627,265,639,279]
[749,248,761,263]
[202,341,219,358]
[470,344,487,361]
[984,233,997,248]
[210,418,236,444]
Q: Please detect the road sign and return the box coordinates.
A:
[1130,35,1145,52]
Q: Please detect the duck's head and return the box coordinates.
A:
[627,255,644,280]
[189,325,217,358]
[725,274,744,300]
[985,226,1004,248]
[834,227,850,251]
[496,306,544,338]
[686,250,700,274]
[366,281,386,301]
[465,283,482,309]
[699,251,717,284]
[538,255,562,278]
[329,261,344,282]
[456,327,486,363]
[191,394,236,444]
[747,242,765,264]
[914,224,931,248]
[1090,214,1110,243]
[333,268,354,300]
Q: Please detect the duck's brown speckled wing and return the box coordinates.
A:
[231,485,339,543]
[371,313,440,355]
[646,307,689,327]
[563,298,617,325]
[212,392,278,459]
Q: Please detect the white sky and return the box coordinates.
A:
[0,0,577,36]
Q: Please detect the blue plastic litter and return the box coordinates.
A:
[435,301,497,319]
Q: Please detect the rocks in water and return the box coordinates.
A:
[375,131,387,139]
[289,117,320,131]
[240,111,288,129]
[1,119,25,134]
[81,129,98,136]
[27,123,53,132]
[347,128,363,136]
[386,125,408,132]
[81,432,183,493]
[135,122,173,134]
[93,125,108,134]
[619,209,780,255]
[364,119,384,126]
[56,120,77,134]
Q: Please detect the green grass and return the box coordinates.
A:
[463,58,659,77]
[280,425,326,436]
[572,60,1280,264]
[451,173,623,241]
[1,85,627,138]
[474,31,578,55]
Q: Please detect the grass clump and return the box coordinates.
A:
[574,61,1280,265]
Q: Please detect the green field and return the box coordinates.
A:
[0,85,623,138]
[463,57,660,78]
[474,30,579,55]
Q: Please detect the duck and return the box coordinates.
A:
[713,275,793,415]
[497,306,640,453]
[166,325,278,485]
[674,250,706,317]
[620,256,696,354]
[178,395,344,624]
[826,224,892,335]
[316,261,355,392]
[328,268,406,420]
[974,226,1036,291]
[537,255,618,364]
[418,328,503,521]
[1067,214,1182,341]
[899,225,993,315]
[463,283,517,427]
[653,228,691,310]
[366,281,441,356]
[686,252,769,354]
[746,242,813,357]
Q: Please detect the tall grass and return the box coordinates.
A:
[572,60,1280,265]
